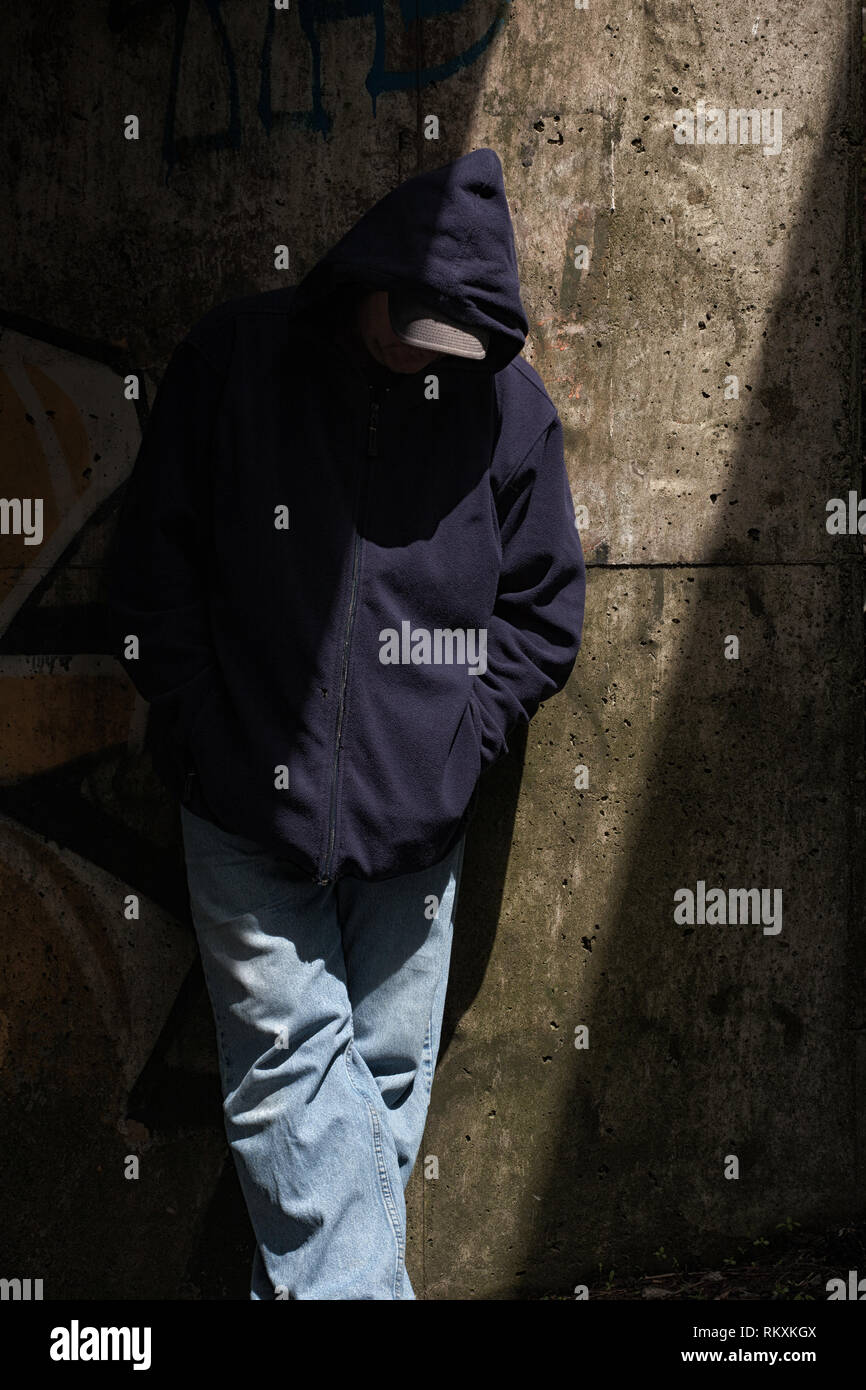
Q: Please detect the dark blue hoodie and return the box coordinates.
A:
[107,148,586,882]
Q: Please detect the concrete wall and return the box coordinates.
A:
[0,1,861,1298]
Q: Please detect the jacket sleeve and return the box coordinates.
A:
[106,336,225,754]
[469,414,586,769]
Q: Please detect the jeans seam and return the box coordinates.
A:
[343,1040,406,1298]
[421,1014,434,1098]
[422,868,459,1099]
[197,946,234,1092]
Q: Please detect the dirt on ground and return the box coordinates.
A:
[537,1217,866,1300]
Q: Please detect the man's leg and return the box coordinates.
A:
[337,834,466,1298]
[180,805,416,1300]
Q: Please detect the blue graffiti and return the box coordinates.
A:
[109,0,512,177]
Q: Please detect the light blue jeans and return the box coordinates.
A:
[180,805,465,1300]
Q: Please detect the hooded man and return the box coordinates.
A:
[107,147,586,1300]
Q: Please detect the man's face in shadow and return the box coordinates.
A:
[353,290,445,374]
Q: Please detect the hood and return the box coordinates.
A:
[287,147,529,375]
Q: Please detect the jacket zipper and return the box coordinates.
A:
[317,383,382,883]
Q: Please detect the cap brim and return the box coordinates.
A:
[389,292,488,360]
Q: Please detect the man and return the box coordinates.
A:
[107,147,586,1299]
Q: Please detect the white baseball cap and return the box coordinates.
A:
[388,288,489,360]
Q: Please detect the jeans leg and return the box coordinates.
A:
[337,834,466,1299]
[180,806,411,1300]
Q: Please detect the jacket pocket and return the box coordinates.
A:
[147,664,220,804]
[180,670,223,811]
[186,670,220,745]
[451,690,483,777]
[465,685,487,772]
[436,688,483,821]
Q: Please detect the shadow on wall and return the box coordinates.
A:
[504,52,862,1295]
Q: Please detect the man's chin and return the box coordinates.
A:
[383,350,428,373]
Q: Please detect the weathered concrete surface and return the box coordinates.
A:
[0,0,861,1299]
[407,1,864,1297]
[417,564,862,1296]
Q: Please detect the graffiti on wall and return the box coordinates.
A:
[108,0,513,173]
[0,318,220,1289]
